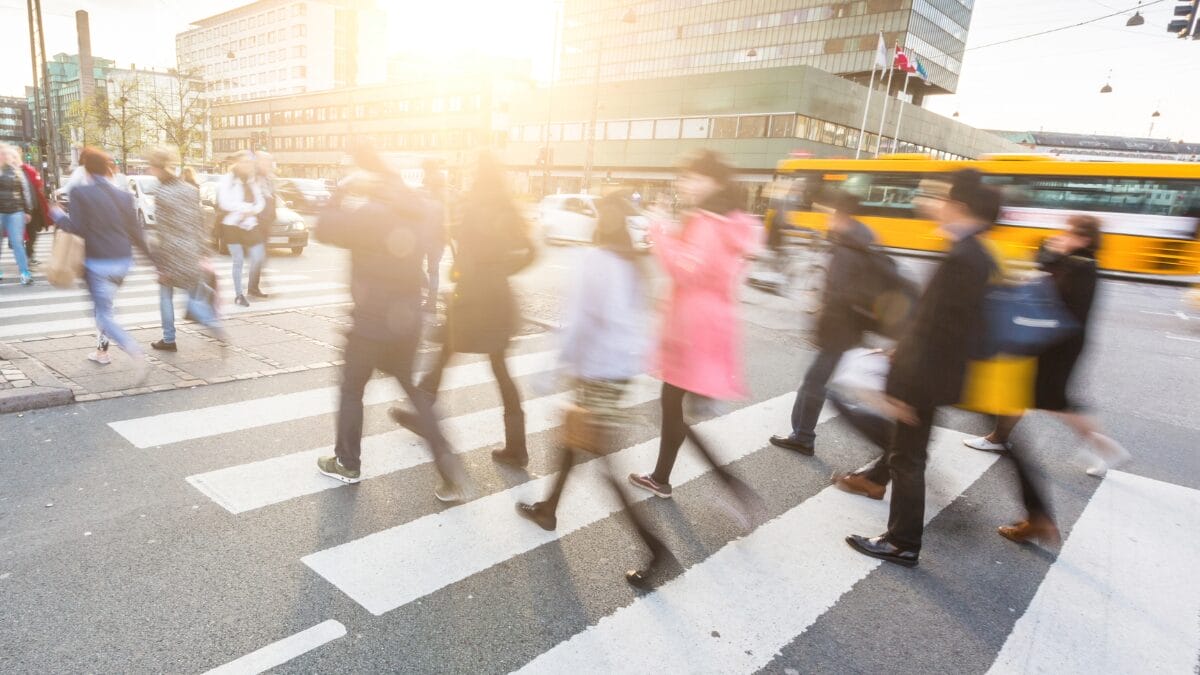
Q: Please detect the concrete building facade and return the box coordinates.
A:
[505,65,1018,196]
[560,0,973,100]
[209,72,528,179]
[0,97,33,154]
[176,0,386,104]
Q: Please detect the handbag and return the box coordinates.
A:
[45,229,85,288]
[828,348,893,418]
[980,275,1080,357]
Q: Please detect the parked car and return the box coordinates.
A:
[209,195,309,256]
[537,193,650,249]
[276,178,331,214]
[127,175,159,228]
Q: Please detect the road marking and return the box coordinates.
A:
[110,349,559,448]
[516,428,996,673]
[0,270,291,304]
[1165,333,1200,344]
[202,619,346,675]
[988,471,1200,675]
[186,376,660,514]
[0,281,344,319]
[302,394,835,616]
[0,292,353,339]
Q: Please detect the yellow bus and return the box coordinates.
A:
[770,154,1200,276]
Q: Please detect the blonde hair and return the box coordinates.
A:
[145,146,179,171]
[0,144,20,168]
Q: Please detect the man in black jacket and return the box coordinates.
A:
[846,170,999,567]
[313,145,469,503]
[770,190,876,456]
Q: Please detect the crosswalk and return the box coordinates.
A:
[0,237,350,341]
[101,344,1200,673]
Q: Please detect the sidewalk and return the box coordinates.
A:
[0,303,550,411]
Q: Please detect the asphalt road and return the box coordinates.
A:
[1,242,1198,674]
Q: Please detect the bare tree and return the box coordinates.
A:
[104,77,149,170]
[61,93,106,149]
[147,68,209,166]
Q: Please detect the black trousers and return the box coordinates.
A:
[419,341,522,418]
[878,407,1050,551]
[650,382,741,489]
[335,331,457,482]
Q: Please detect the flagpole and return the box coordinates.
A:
[891,72,912,153]
[854,65,878,160]
[874,46,897,157]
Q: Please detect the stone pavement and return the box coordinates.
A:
[0,303,548,410]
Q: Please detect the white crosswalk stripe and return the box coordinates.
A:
[0,238,348,341]
[95,346,1200,672]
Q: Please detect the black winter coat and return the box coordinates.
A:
[1031,244,1098,411]
[447,198,536,354]
[315,183,427,341]
[886,233,994,409]
[815,219,876,352]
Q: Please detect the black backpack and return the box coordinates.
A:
[853,248,920,340]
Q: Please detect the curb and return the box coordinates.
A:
[0,342,76,415]
[0,385,75,414]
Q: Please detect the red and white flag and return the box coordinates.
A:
[893,46,916,73]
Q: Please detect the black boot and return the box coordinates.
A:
[491,410,528,468]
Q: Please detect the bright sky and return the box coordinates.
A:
[0,0,1195,141]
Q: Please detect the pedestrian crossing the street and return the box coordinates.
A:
[99,344,1200,674]
[0,237,350,341]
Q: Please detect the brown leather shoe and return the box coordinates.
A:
[832,472,886,500]
[998,514,1061,547]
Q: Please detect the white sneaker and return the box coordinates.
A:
[87,351,112,365]
[1085,435,1131,478]
[963,436,1010,453]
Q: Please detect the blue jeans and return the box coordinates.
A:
[2,211,30,278]
[228,243,264,297]
[84,258,138,356]
[160,284,222,342]
[788,348,845,445]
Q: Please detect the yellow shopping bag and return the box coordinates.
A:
[958,355,1036,416]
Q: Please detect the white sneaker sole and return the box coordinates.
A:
[318,467,361,484]
[963,437,1009,453]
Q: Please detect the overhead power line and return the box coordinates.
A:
[953,0,1168,57]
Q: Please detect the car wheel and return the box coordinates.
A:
[291,246,304,255]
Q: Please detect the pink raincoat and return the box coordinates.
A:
[650,209,759,400]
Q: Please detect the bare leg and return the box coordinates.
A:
[988,414,1023,444]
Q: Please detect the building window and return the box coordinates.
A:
[654,118,681,140]
[606,121,629,140]
[737,115,768,139]
[523,124,542,142]
[292,66,306,79]
[681,118,709,139]
[629,119,654,140]
[711,116,738,139]
[768,114,795,138]
[562,123,583,141]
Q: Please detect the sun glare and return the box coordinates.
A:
[381,0,556,66]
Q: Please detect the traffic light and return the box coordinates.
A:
[536,146,553,167]
[1167,1,1200,38]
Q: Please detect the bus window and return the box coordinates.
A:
[989,174,1200,239]
[838,172,928,218]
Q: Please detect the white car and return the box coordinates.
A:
[127,175,159,228]
[537,193,650,250]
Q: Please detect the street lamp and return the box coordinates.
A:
[581,7,637,194]
[1126,2,1145,26]
[1149,109,1161,136]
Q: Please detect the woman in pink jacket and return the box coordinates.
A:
[626,151,759,584]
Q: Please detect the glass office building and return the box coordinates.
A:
[560,0,973,98]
